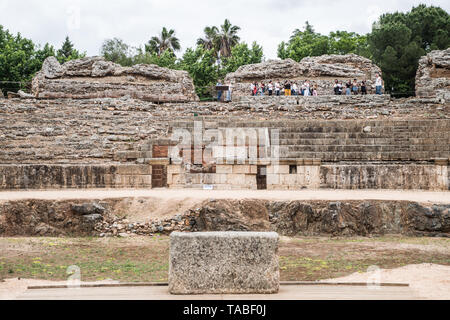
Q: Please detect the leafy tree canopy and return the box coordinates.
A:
[278,21,370,61]
[368,4,449,93]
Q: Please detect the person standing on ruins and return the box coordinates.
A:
[284,81,291,96]
[361,81,367,95]
[333,80,340,95]
[292,82,298,95]
[303,80,310,96]
[217,81,222,101]
[345,80,352,95]
[375,73,383,94]
[352,79,359,95]
[268,81,273,96]
[226,82,232,102]
[275,82,280,96]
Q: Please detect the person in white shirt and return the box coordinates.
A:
[375,73,383,95]
[292,83,298,96]
[268,81,273,96]
[275,82,280,96]
[303,81,310,96]
[226,82,232,101]
[250,83,255,96]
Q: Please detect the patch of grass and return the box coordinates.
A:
[0,235,449,282]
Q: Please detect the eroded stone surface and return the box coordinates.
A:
[31,56,199,102]
[169,231,279,294]
[416,48,450,101]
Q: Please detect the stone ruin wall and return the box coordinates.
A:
[416,48,450,101]
[0,95,449,191]
[0,51,449,191]
[31,56,199,103]
[224,54,382,97]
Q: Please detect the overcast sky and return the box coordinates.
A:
[1,0,449,59]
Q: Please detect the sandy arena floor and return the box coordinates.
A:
[2,263,448,300]
[0,188,449,203]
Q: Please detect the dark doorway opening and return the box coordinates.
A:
[256,165,267,190]
[152,165,167,188]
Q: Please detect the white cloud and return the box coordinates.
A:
[1,0,449,59]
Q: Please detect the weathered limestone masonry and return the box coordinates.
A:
[169,231,279,294]
[416,48,450,101]
[225,54,381,97]
[166,115,450,190]
[31,56,199,102]
[0,95,449,190]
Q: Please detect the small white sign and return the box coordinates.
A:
[203,184,214,190]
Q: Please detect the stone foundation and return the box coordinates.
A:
[0,164,152,189]
[0,162,448,190]
[168,231,279,294]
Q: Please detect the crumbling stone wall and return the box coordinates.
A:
[31,56,199,102]
[224,54,382,97]
[416,48,450,101]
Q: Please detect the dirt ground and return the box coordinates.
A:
[0,188,449,203]
[1,235,449,299]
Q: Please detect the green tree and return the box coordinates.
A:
[0,25,54,94]
[222,41,263,74]
[101,38,133,66]
[133,48,178,69]
[277,41,289,59]
[278,22,370,61]
[146,27,181,56]
[368,4,448,94]
[179,46,218,98]
[56,36,85,63]
[278,21,330,61]
[329,31,370,57]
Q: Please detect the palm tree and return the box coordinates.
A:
[216,19,240,58]
[196,26,219,52]
[146,27,181,56]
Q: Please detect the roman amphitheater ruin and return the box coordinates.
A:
[0,49,449,239]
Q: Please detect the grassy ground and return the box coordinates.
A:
[0,235,449,282]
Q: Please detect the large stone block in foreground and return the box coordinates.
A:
[169,231,279,294]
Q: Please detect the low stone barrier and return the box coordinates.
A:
[168,231,279,294]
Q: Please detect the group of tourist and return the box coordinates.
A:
[247,73,384,97]
[250,80,318,96]
[333,73,383,95]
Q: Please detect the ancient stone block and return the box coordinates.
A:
[169,231,279,294]
[216,164,233,174]
[416,48,450,100]
[32,56,199,102]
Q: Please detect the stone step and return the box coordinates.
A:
[286,151,446,160]
[278,138,450,145]
[285,145,449,152]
